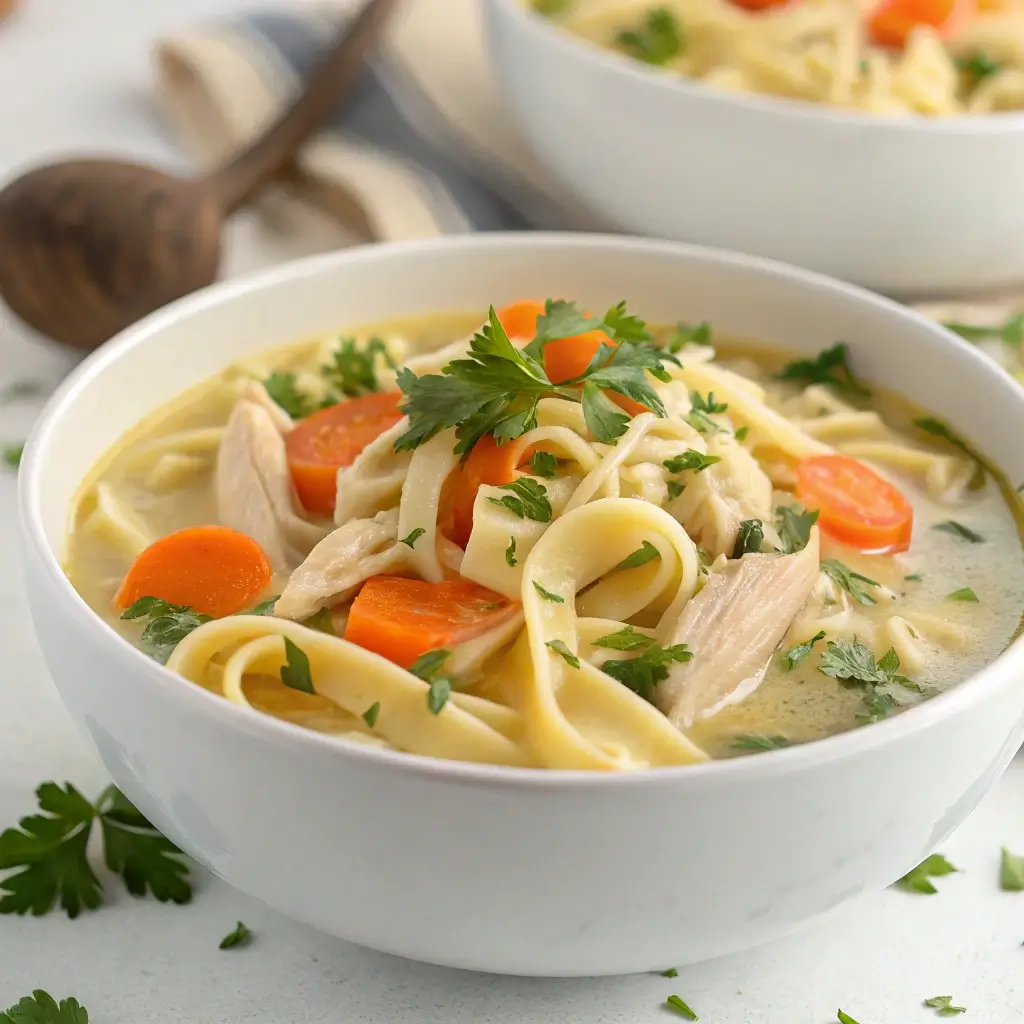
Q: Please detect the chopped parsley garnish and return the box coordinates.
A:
[600,642,692,700]
[616,8,682,66]
[731,733,790,751]
[0,379,45,402]
[904,573,923,582]
[1,991,89,1024]
[400,527,426,549]
[505,537,518,567]
[943,313,1023,346]
[592,626,655,651]
[219,920,252,950]
[820,559,880,606]
[947,586,978,602]
[924,995,966,1016]
[774,342,870,399]
[933,520,984,543]
[732,519,764,558]
[395,302,675,454]
[667,480,685,500]
[303,607,335,634]
[529,450,558,477]
[663,450,721,474]
[250,597,278,615]
[660,967,679,978]
[280,638,314,694]
[895,853,958,894]
[664,994,698,1020]
[410,649,453,714]
[734,425,749,441]
[546,639,580,669]
[668,321,711,353]
[913,416,990,484]
[818,639,919,723]
[2,442,24,469]
[687,391,728,434]
[617,540,660,570]
[362,702,381,728]
[533,581,565,603]
[488,477,552,521]
[956,51,1001,80]
[0,783,190,918]
[782,630,826,670]
[1000,847,1024,891]
[776,505,819,554]
[120,597,211,664]
[321,336,395,398]
[263,371,317,419]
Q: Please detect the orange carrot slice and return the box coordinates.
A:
[345,575,518,668]
[286,391,404,515]
[796,454,913,554]
[114,525,272,618]
[496,299,548,340]
[867,0,973,48]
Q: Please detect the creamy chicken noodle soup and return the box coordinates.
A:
[537,0,1024,115]
[65,299,1024,770]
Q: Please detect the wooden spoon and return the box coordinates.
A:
[0,0,397,350]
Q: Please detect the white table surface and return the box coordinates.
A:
[3,2,1024,1021]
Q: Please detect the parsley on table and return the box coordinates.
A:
[686,391,728,434]
[837,1013,862,1024]
[664,994,698,1020]
[660,967,679,978]
[943,313,1023,346]
[362,702,381,728]
[0,990,89,1024]
[0,783,190,918]
[400,527,425,549]
[933,520,984,544]
[0,379,45,403]
[3,442,24,469]
[504,537,518,567]
[914,417,990,484]
[321,336,395,398]
[600,641,692,700]
[1000,847,1024,891]
[546,639,580,669]
[280,638,314,693]
[616,8,683,66]
[617,540,660,570]
[924,995,967,1016]
[820,560,880,606]
[409,649,454,714]
[488,477,552,521]
[263,371,317,419]
[120,597,211,664]
[533,581,565,603]
[782,630,826,670]
[732,519,764,558]
[732,733,790,751]
[663,450,721,474]
[947,586,979,602]
[895,853,958,894]
[219,920,252,950]
[776,505,819,554]
[592,626,655,651]
[774,342,870,399]
[668,321,711,353]
[529,450,558,477]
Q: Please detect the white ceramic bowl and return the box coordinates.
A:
[18,234,1024,977]
[483,0,1024,298]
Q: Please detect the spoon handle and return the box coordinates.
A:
[204,0,399,213]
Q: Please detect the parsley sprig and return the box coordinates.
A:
[0,783,190,919]
[120,597,211,664]
[820,560,880,606]
[593,628,692,699]
[321,336,395,398]
[818,639,921,724]
[775,342,870,399]
[776,506,819,554]
[924,995,967,1016]
[1,990,89,1024]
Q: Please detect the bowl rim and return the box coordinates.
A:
[19,230,1024,792]
[486,0,1024,135]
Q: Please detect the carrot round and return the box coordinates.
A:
[496,299,547,340]
[114,525,272,618]
[867,0,973,48]
[345,575,518,668]
[796,454,913,554]
[286,390,404,516]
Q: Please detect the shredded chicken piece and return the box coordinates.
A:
[238,379,294,434]
[274,509,404,621]
[215,400,326,572]
[654,530,820,728]
[334,418,412,526]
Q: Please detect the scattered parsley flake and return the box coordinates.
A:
[732,519,764,558]
[426,678,451,715]
[219,920,252,950]
[820,559,880,605]
[904,573,923,582]
[2,442,24,469]
[546,639,580,669]
[120,597,211,664]
[400,527,426,549]
[660,967,679,978]
[819,639,920,723]
[533,581,565,603]
[529,450,558,477]
[616,7,682,65]
[687,391,728,434]
[321,336,395,398]
[505,537,518,567]
[263,371,317,419]
[667,480,685,500]
[663,450,721,474]
[362,702,381,728]
[280,638,314,694]
[734,425,749,441]
[775,343,870,399]
[933,520,984,544]
[250,597,278,615]
[731,733,790,751]
[410,649,454,715]
[895,853,958,894]
[1000,847,1024,891]
[664,994,698,1020]
[487,477,553,522]
[0,990,90,1024]
[924,995,967,1016]
[776,506,819,554]
[601,642,692,700]
[592,626,654,651]
[783,630,826,670]
[947,587,979,603]
[617,540,660,570]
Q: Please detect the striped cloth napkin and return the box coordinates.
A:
[154,0,1022,343]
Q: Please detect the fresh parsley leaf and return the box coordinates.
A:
[250,597,278,615]
[914,417,990,484]
[732,733,790,751]
[302,607,334,635]
[362,702,381,728]
[666,480,685,500]
[321,336,395,398]
[505,536,518,567]
[933,520,984,543]
[1000,847,1024,891]
[617,540,660,570]
[546,639,580,669]
[488,477,552,521]
[592,626,654,651]
[0,990,89,1024]
[120,597,211,664]
[3,442,24,469]
[776,506,819,554]
[602,300,654,344]
[904,573,923,582]
[400,527,426,549]
[734,425,749,441]
[527,299,602,352]
[529,450,558,477]
[775,342,870,399]
[857,687,898,724]
[660,967,679,978]
[664,994,698,1020]
[0,379,45,403]
[263,371,316,419]
[732,519,764,558]
[837,1013,861,1024]
[687,391,728,434]
[895,853,958,894]
[410,649,454,714]
[663,450,721,474]
[219,920,252,950]
[533,581,564,603]
[820,560,880,606]
[280,638,314,694]
[616,8,683,66]
[819,639,898,687]
[601,642,692,700]
[426,678,451,715]
[924,995,966,1016]
[583,341,672,414]
[668,321,711,353]
[783,630,826,670]
[580,380,630,442]
[943,313,1023,346]
[947,586,979,602]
